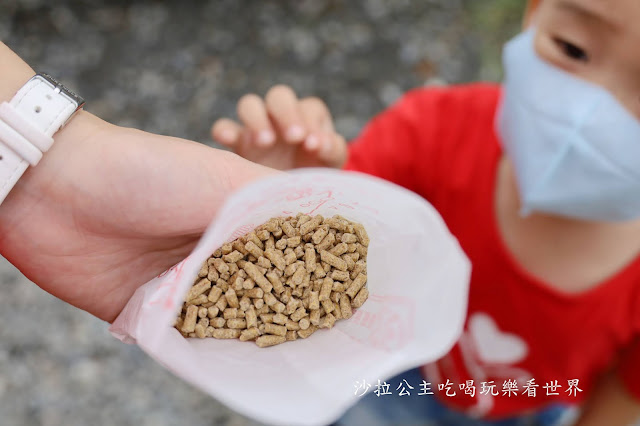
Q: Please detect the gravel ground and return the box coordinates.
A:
[0,1,522,425]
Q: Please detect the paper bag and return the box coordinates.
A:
[110,169,470,426]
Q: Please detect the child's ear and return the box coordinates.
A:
[523,0,542,28]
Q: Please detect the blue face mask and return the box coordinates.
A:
[496,29,640,222]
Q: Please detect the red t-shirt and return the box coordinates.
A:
[344,83,640,418]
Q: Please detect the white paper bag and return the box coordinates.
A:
[110,169,470,426]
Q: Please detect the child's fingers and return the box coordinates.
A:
[211,118,243,147]
[265,85,307,144]
[318,133,348,168]
[299,96,334,152]
[237,94,277,147]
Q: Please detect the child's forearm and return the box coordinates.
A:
[575,371,640,426]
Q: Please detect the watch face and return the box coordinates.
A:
[37,72,85,109]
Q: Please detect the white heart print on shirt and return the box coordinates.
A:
[425,312,532,418]
[468,312,528,364]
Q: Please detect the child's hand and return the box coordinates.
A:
[211,85,347,170]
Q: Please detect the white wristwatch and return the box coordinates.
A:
[0,72,84,205]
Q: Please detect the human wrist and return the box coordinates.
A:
[0,110,108,255]
[0,42,102,151]
[0,42,108,255]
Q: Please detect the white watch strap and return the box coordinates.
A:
[0,74,82,205]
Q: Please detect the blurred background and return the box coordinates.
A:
[0,1,523,425]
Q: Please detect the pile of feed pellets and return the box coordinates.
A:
[175,214,369,347]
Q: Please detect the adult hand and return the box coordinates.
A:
[0,110,275,323]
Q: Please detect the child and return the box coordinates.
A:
[211,0,640,424]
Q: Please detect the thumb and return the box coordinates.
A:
[211,149,280,193]
[196,148,279,224]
